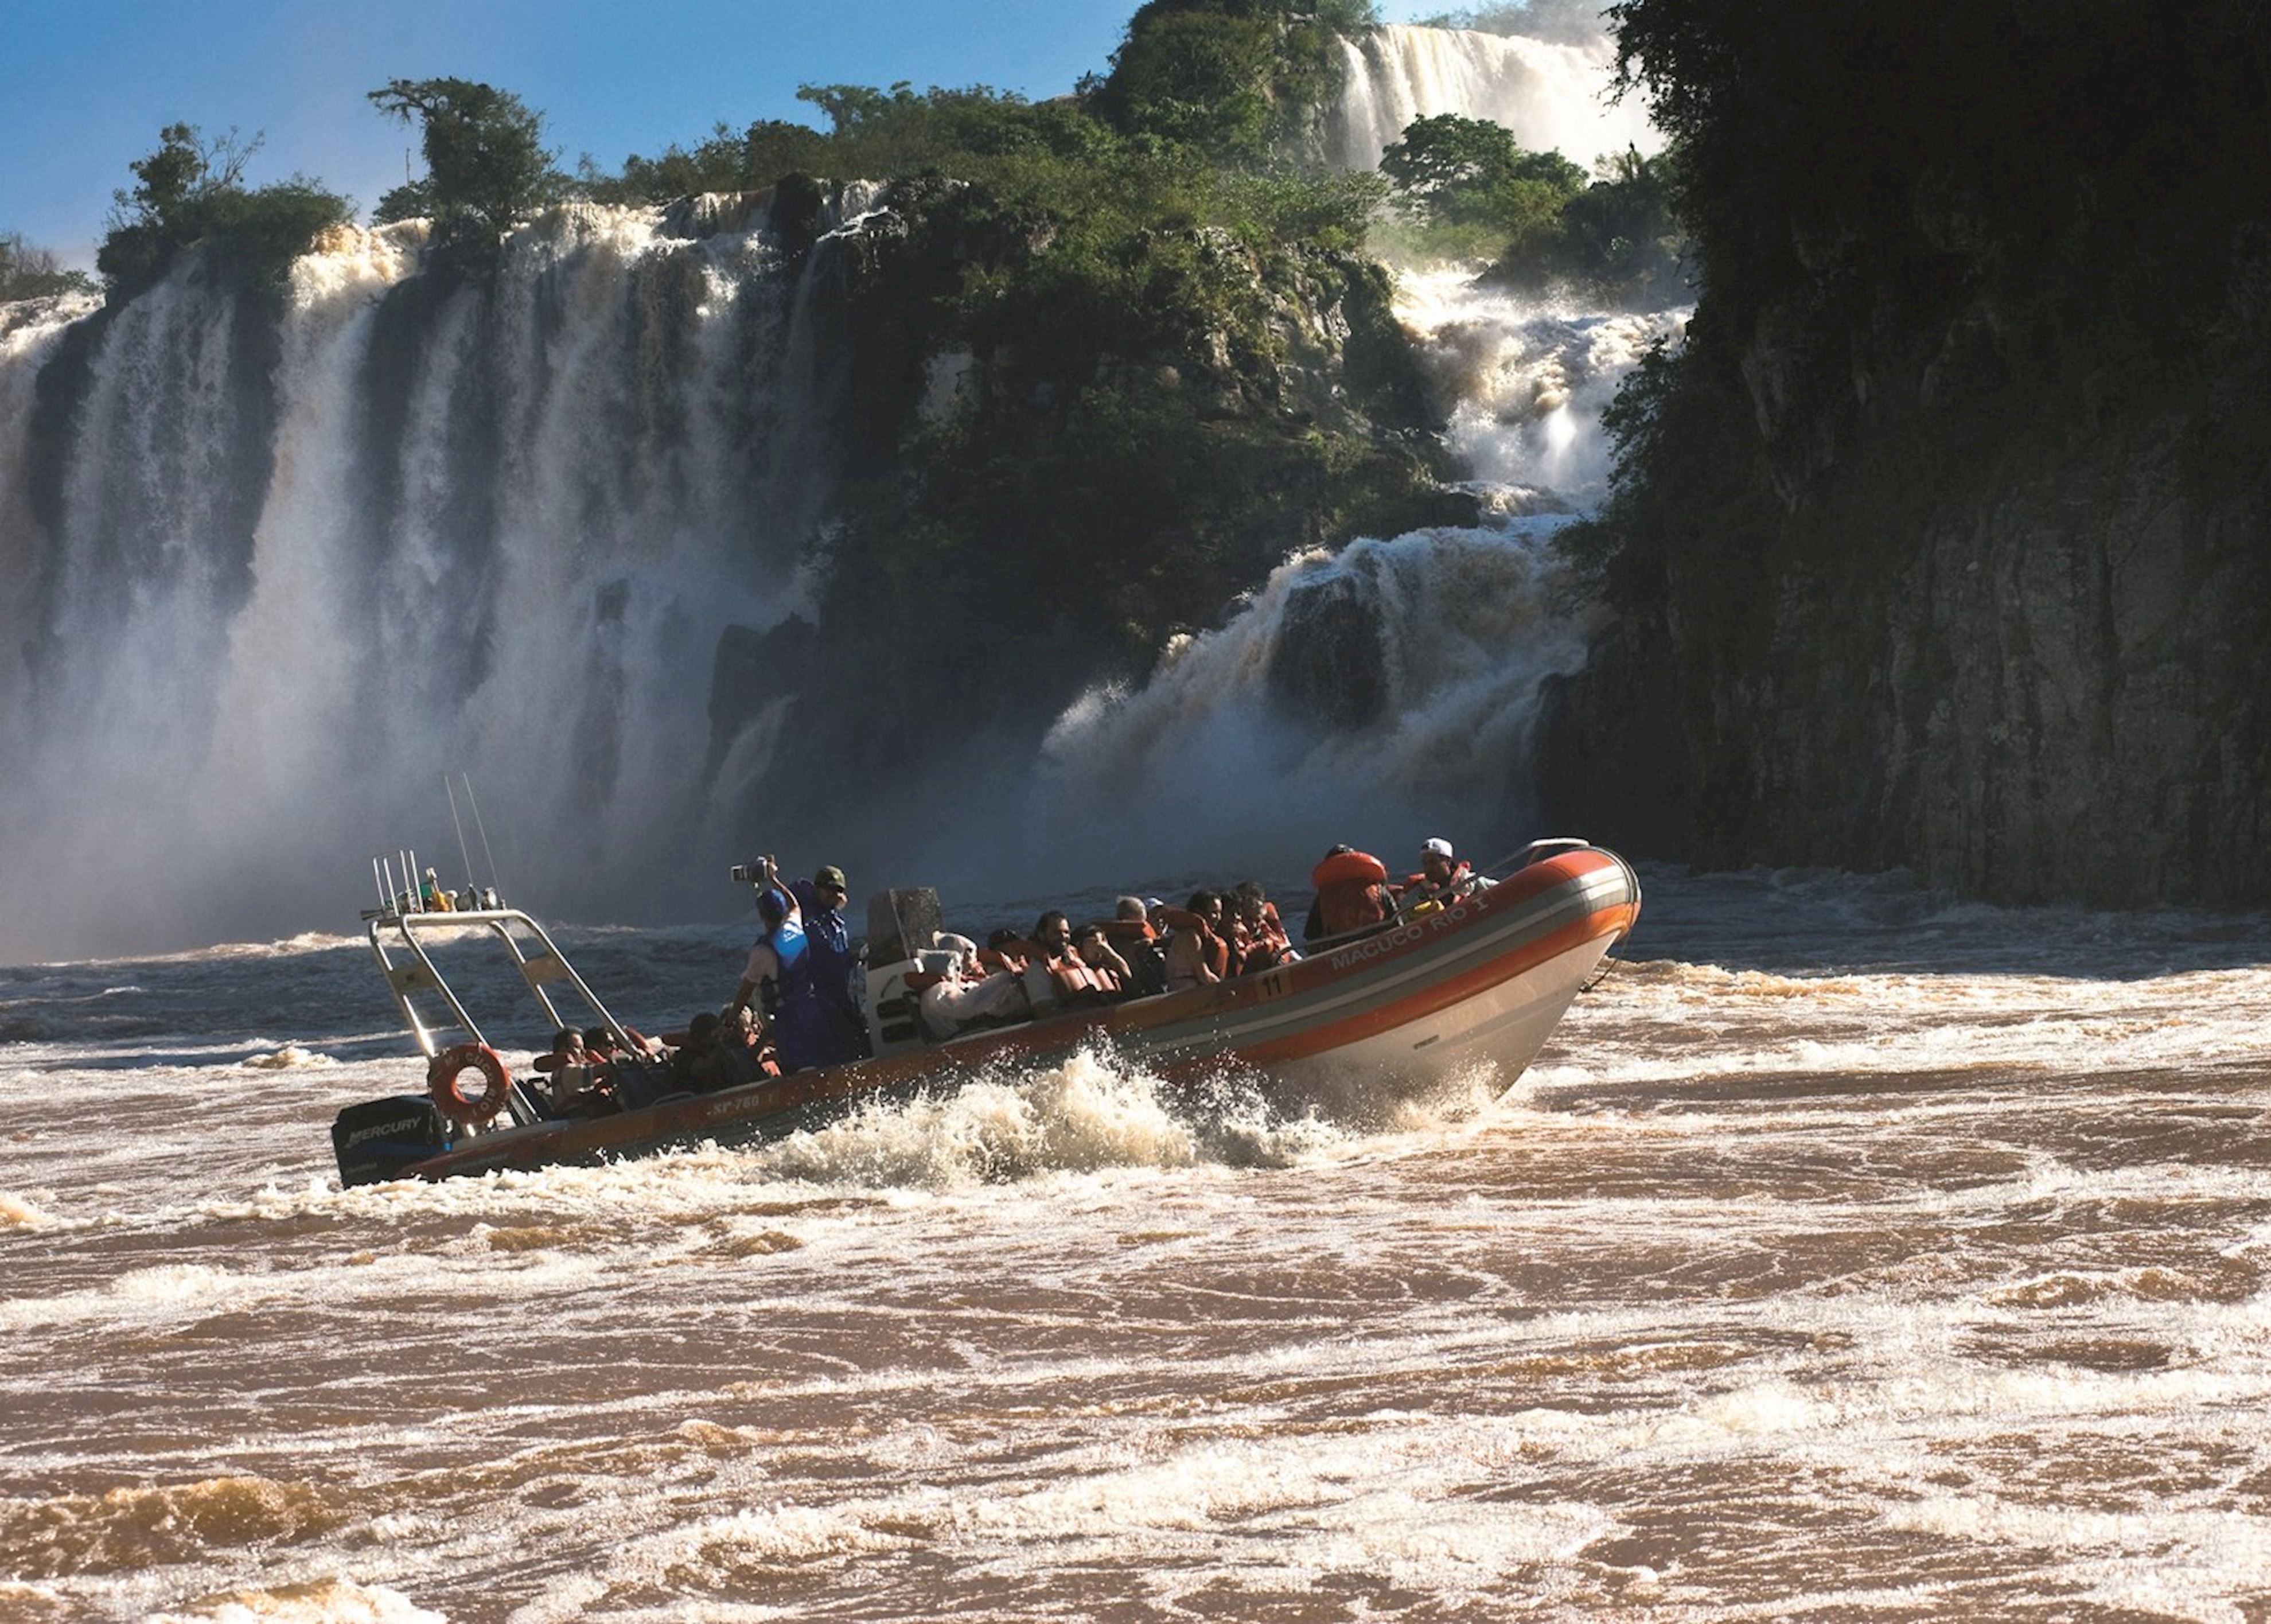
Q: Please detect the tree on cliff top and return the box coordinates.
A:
[368,78,563,258]
[96,123,353,301]
[0,233,95,301]
[1092,0,1381,163]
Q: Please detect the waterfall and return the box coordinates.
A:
[0,193,878,960]
[0,28,1673,959]
[995,30,1682,899]
[1329,23,1660,171]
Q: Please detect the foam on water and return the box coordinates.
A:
[5,870,2271,1619]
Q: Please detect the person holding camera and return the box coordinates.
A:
[726,855,833,1074]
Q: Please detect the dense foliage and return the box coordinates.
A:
[1372,114,1683,301]
[0,233,94,302]
[95,124,354,300]
[562,0,1454,733]
[369,79,566,262]
[1087,0,1378,163]
[1580,0,2271,615]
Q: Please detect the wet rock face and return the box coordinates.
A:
[1622,422,2271,905]
[1265,572,1389,731]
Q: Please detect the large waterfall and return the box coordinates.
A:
[0,28,1672,961]
[1329,22,1658,170]
[0,196,882,960]
[1007,28,1679,904]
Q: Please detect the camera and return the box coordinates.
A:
[729,862,761,885]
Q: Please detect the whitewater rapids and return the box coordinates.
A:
[5,867,2270,1621]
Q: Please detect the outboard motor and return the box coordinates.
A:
[863,888,945,1057]
[332,1095,446,1187]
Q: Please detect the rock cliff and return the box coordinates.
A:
[1541,0,2271,904]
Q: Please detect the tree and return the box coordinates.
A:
[1093,0,1381,163]
[0,232,96,301]
[1381,114,1584,221]
[367,78,562,254]
[96,123,352,299]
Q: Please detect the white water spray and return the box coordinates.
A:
[1331,24,1660,171]
[0,198,863,960]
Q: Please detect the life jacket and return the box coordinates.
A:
[1310,850,1390,937]
[758,913,813,1017]
[1045,951,1119,1000]
[1155,908,1230,979]
[1235,902,1292,971]
[802,905,858,1005]
[1401,862,1478,908]
[979,939,1036,976]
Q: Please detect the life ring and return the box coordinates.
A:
[427,1042,511,1126]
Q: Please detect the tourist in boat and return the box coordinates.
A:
[544,1026,614,1116]
[726,858,833,1073]
[671,1012,722,1092]
[1228,880,1296,972]
[918,932,1031,1038]
[1072,922,1133,992]
[420,867,454,912]
[1400,837,1493,910]
[1160,891,1228,990]
[1102,897,1168,996]
[1025,910,1122,1014]
[1304,846,1393,941]
[788,862,870,1064]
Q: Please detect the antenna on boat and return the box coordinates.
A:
[446,775,477,893]
[460,773,504,899]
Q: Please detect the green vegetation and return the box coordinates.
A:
[559,0,1450,712]
[0,233,95,301]
[1579,0,2271,621]
[1377,112,1585,261]
[95,124,354,301]
[1370,113,1683,302]
[1088,0,1378,163]
[368,79,566,262]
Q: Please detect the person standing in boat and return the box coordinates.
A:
[727,856,832,1074]
[788,863,870,1065]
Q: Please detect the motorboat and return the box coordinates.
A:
[330,840,1641,1186]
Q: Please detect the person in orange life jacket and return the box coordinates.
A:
[787,862,869,1064]
[1024,910,1120,1014]
[726,857,831,1073]
[1073,922,1132,991]
[545,1026,611,1116]
[1400,836,1494,909]
[1162,890,1229,990]
[1303,845,1393,941]
[1101,896,1169,996]
[1229,879,1297,972]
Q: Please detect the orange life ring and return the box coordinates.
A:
[427,1042,511,1126]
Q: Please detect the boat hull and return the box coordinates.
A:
[379,847,1640,1182]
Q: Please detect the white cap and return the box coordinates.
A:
[1421,838,1454,859]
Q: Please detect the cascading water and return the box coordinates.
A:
[0,193,879,961]
[1015,26,1682,898]
[0,28,1669,959]
[1329,23,1658,171]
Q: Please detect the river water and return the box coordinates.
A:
[5,865,2269,1622]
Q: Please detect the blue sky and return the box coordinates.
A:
[5,0,1445,268]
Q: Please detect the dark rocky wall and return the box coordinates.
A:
[1549,0,2271,904]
